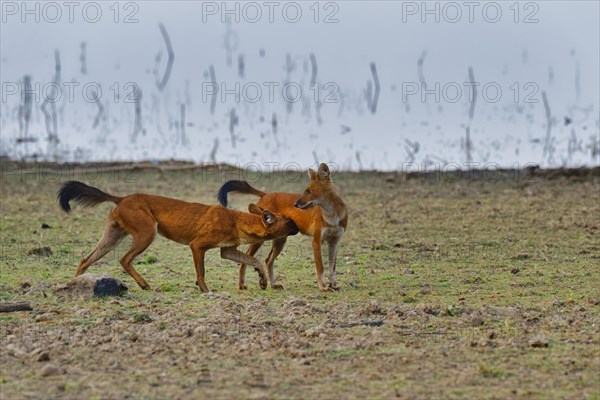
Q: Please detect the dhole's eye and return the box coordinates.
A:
[306,189,312,194]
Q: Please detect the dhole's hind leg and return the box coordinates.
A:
[265,237,287,290]
[75,220,127,277]
[189,242,210,293]
[118,219,157,290]
[239,242,263,290]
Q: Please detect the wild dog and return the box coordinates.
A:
[57,181,298,292]
[217,163,348,292]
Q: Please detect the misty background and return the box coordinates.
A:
[1,1,599,170]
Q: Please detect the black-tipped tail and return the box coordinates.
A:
[57,181,121,213]
[217,180,267,207]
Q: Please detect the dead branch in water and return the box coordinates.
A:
[156,23,175,91]
[542,90,552,160]
[370,62,380,114]
[465,66,477,163]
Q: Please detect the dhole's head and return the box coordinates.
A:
[248,203,299,237]
[294,163,333,209]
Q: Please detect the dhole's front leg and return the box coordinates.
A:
[221,247,268,290]
[239,242,263,290]
[327,238,341,291]
[312,234,331,292]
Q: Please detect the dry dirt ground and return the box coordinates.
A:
[0,164,599,399]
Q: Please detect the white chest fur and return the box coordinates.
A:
[321,226,345,243]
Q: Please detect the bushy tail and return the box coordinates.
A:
[57,181,122,213]
[217,180,267,207]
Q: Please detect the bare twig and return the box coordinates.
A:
[80,42,87,74]
[180,103,186,145]
[309,53,318,87]
[209,65,218,115]
[210,138,219,163]
[542,90,552,159]
[229,108,239,148]
[370,62,380,114]
[0,302,32,313]
[465,66,477,163]
[91,90,104,129]
[156,23,175,91]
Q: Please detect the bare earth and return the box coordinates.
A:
[1,165,599,399]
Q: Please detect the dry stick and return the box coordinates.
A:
[417,50,427,88]
[210,138,219,163]
[229,108,238,148]
[542,90,552,160]
[209,65,218,115]
[223,18,238,67]
[271,113,278,135]
[465,66,477,163]
[51,50,61,141]
[238,54,245,78]
[417,50,432,114]
[21,75,33,157]
[156,23,174,91]
[180,104,186,145]
[355,151,363,171]
[309,53,321,123]
[133,89,143,140]
[80,42,87,74]
[284,54,295,115]
[370,62,380,114]
[309,53,318,87]
[0,302,32,313]
[91,90,104,129]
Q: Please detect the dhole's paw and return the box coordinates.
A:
[259,278,268,290]
[319,286,333,292]
[271,284,284,290]
[239,284,248,290]
[328,285,341,291]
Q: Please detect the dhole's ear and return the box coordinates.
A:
[248,203,264,215]
[318,163,330,181]
[308,168,317,181]
[261,210,276,226]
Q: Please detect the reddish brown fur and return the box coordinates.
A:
[58,181,298,292]
[221,163,348,291]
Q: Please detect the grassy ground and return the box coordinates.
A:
[0,164,599,399]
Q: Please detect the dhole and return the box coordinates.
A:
[57,181,298,292]
[217,163,347,291]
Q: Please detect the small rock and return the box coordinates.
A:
[35,313,54,322]
[40,364,62,377]
[55,274,128,298]
[286,297,306,307]
[128,333,139,342]
[529,336,549,348]
[403,268,414,275]
[511,268,520,274]
[41,223,51,229]
[471,315,485,326]
[28,247,52,257]
[36,351,51,362]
